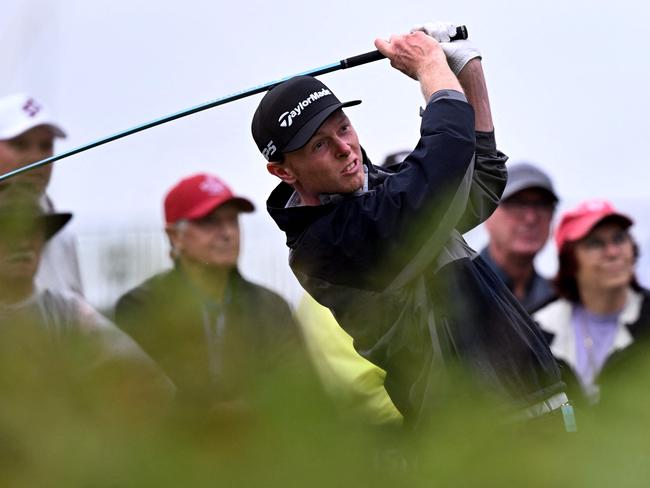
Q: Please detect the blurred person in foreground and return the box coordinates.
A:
[0,93,84,296]
[0,186,171,409]
[482,163,558,313]
[115,173,307,414]
[534,200,650,406]
[251,23,569,429]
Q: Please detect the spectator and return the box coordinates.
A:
[534,200,650,406]
[0,185,170,402]
[115,173,305,409]
[0,93,84,296]
[482,162,558,312]
[250,26,567,427]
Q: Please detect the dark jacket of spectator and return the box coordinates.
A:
[115,266,301,405]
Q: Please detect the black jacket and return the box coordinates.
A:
[114,266,302,405]
[268,92,564,425]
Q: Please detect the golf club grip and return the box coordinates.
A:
[342,50,386,69]
[452,25,468,41]
[341,25,468,69]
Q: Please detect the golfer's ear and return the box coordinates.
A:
[267,162,297,184]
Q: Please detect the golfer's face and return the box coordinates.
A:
[283,110,364,199]
[0,126,55,191]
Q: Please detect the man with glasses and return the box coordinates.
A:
[482,162,558,313]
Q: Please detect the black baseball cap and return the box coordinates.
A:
[0,185,71,241]
[251,76,361,162]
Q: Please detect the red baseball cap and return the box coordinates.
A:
[555,199,633,251]
[164,173,254,224]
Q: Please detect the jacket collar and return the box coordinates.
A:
[266,147,386,246]
[534,288,642,370]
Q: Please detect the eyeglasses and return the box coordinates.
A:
[579,230,630,252]
[501,199,556,216]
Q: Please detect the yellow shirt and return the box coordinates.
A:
[295,293,402,425]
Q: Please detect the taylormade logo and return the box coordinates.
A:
[278,88,332,128]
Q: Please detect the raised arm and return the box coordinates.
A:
[408,22,506,232]
[457,59,493,132]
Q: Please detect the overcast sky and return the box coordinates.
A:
[2,0,649,302]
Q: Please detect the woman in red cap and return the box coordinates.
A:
[534,199,650,406]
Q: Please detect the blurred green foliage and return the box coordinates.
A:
[1,318,650,488]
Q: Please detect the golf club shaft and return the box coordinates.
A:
[0,58,370,183]
[0,25,468,183]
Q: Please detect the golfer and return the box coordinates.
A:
[251,25,569,428]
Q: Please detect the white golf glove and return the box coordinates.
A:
[411,21,481,75]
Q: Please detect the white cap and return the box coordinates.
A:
[0,93,66,140]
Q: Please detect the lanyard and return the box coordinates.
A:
[200,286,231,385]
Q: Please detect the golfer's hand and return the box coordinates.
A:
[375,31,462,99]
[375,31,444,80]
[411,22,481,76]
